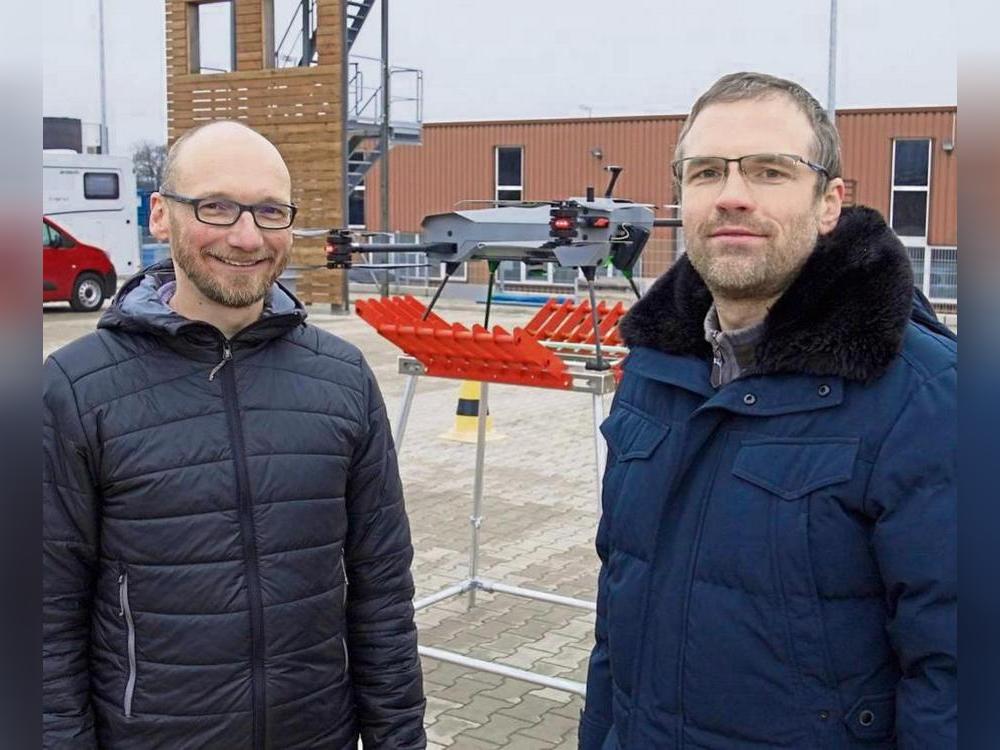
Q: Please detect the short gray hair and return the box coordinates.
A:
[674,71,841,197]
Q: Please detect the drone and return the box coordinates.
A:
[311,166,681,370]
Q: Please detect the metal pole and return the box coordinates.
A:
[97,0,109,153]
[379,0,391,297]
[339,0,350,311]
[592,393,606,516]
[468,381,489,609]
[301,0,312,66]
[418,646,587,696]
[393,374,418,450]
[827,0,838,117]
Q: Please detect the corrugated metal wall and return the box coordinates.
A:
[836,108,957,247]
[365,115,684,227]
[365,107,956,282]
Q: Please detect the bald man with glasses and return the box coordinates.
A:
[580,73,956,749]
[43,121,426,749]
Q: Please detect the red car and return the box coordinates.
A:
[43,217,118,312]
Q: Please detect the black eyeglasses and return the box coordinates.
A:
[159,190,298,229]
[671,153,830,189]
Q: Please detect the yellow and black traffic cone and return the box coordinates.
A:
[440,380,504,443]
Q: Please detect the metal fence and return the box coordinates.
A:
[907,245,958,304]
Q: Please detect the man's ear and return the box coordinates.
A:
[148,193,171,242]
[817,177,845,235]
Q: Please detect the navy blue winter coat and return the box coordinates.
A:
[580,207,957,749]
[43,264,426,749]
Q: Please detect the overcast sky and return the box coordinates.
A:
[43,0,956,157]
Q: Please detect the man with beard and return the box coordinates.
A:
[43,121,427,748]
[579,73,956,748]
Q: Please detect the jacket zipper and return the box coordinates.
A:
[709,333,725,389]
[217,342,267,749]
[118,567,137,718]
[209,340,233,381]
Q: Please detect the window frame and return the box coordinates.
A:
[494,146,523,203]
[348,183,366,229]
[889,138,931,241]
[890,138,935,299]
[83,172,120,200]
[187,0,236,75]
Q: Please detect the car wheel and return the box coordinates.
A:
[70,273,106,312]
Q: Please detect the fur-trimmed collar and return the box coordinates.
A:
[620,206,922,382]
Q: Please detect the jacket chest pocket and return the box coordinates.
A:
[704,437,863,713]
[722,436,861,602]
[732,437,860,502]
[600,404,671,560]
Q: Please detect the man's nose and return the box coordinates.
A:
[226,210,265,249]
[713,163,757,212]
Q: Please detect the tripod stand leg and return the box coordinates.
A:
[393,374,419,450]
[592,391,607,518]
[468,381,489,610]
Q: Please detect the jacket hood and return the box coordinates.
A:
[620,206,952,382]
[99,259,307,351]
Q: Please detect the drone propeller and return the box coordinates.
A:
[453,199,563,209]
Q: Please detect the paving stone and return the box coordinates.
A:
[424,695,463,727]
[478,631,538,656]
[540,644,593,670]
[518,712,582,744]
[529,632,580,656]
[425,714,482,747]
[495,693,566,725]
[505,733,559,750]
[462,713,536,745]
[446,737,503,750]
[431,675,495,705]
[528,687,577,705]
[446,693,515,725]
[474,678,532,705]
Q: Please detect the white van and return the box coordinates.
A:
[43,152,141,278]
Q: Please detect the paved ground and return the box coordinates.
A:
[43,297,603,749]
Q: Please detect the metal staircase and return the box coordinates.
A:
[346,56,423,191]
[345,0,377,49]
[273,0,423,196]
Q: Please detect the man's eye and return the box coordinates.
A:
[689,168,721,182]
[200,201,230,212]
[257,204,286,217]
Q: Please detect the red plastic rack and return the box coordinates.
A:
[355,295,628,390]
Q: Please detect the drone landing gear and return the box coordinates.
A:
[580,266,611,372]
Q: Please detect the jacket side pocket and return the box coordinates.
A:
[118,566,137,718]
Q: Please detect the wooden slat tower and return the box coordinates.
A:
[164,0,345,306]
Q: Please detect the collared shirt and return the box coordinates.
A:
[703,303,765,388]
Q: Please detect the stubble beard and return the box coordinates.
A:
[170,224,289,309]
[685,212,819,302]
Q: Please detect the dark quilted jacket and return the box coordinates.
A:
[580,208,957,749]
[43,262,426,749]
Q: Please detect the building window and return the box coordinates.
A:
[267,0,318,69]
[348,184,366,228]
[188,1,235,74]
[890,139,930,239]
[495,146,523,202]
[83,172,120,200]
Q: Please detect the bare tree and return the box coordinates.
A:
[131,141,168,189]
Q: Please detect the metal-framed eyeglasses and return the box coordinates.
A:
[671,153,830,190]
[159,190,298,229]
